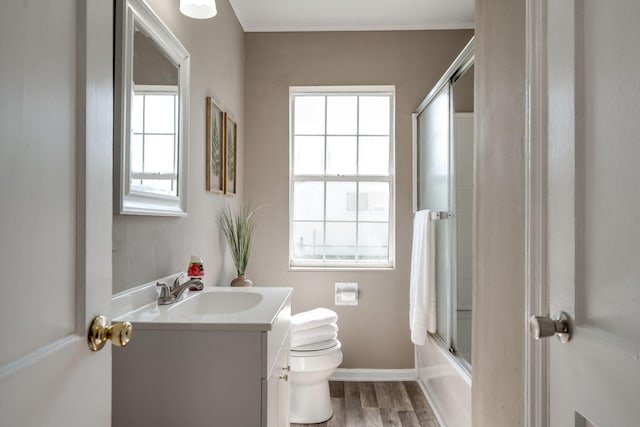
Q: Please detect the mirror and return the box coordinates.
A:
[414,38,474,374]
[115,0,190,216]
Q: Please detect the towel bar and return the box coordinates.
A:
[429,211,452,220]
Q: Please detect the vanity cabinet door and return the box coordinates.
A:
[276,336,291,427]
[265,341,290,427]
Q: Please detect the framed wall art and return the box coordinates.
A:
[224,113,237,195]
[206,97,224,193]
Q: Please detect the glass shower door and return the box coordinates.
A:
[416,83,452,345]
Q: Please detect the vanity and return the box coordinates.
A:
[112,286,292,427]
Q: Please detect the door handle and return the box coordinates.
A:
[88,315,133,351]
[528,312,571,343]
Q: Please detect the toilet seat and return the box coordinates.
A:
[290,339,339,355]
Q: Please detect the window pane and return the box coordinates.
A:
[326,96,357,135]
[293,221,324,259]
[358,222,389,259]
[294,96,325,135]
[293,181,324,221]
[144,94,176,134]
[294,136,325,175]
[326,136,356,175]
[326,181,357,221]
[326,222,356,260]
[132,94,144,133]
[144,135,175,173]
[131,134,143,173]
[359,182,389,221]
[359,96,390,135]
[359,136,389,175]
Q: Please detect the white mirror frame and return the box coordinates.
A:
[115,0,190,216]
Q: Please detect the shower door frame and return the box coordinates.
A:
[412,37,475,375]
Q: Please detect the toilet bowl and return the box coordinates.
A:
[289,340,343,424]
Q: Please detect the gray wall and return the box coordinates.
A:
[113,0,245,293]
[244,30,473,369]
[133,31,179,86]
[454,64,474,113]
[473,0,526,425]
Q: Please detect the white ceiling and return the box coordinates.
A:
[228,0,474,32]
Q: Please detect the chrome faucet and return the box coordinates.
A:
[156,281,175,305]
[171,273,204,300]
[156,273,205,305]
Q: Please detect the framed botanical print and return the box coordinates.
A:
[206,97,224,193]
[224,113,237,195]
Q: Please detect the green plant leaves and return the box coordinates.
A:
[227,125,235,181]
[211,116,221,177]
[218,205,258,276]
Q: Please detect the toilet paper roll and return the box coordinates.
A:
[339,291,357,302]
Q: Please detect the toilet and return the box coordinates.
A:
[289,309,343,424]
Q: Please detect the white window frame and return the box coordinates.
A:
[289,85,396,270]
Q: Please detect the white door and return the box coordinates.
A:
[539,0,640,425]
[0,1,114,426]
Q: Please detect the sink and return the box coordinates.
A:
[114,285,292,331]
[169,290,263,315]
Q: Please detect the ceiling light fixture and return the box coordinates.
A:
[180,0,217,19]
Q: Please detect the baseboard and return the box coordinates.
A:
[329,368,418,382]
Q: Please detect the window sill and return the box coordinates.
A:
[288,265,395,272]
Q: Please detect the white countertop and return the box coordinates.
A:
[114,286,293,332]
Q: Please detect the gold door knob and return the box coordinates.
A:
[88,315,133,352]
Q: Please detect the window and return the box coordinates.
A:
[289,86,395,268]
[131,85,179,196]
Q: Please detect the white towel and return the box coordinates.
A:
[409,210,437,345]
[290,323,338,348]
[291,308,338,332]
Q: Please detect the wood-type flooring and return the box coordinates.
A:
[290,381,440,427]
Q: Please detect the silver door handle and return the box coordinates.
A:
[528,312,571,343]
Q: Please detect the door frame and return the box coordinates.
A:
[524,0,550,426]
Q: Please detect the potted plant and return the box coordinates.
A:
[218,205,260,287]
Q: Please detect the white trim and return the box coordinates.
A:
[288,86,396,269]
[329,368,417,382]
[0,336,80,380]
[454,112,474,120]
[287,266,395,272]
[115,0,190,217]
[290,85,396,94]
[134,84,178,93]
[240,23,475,33]
[524,0,548,426]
